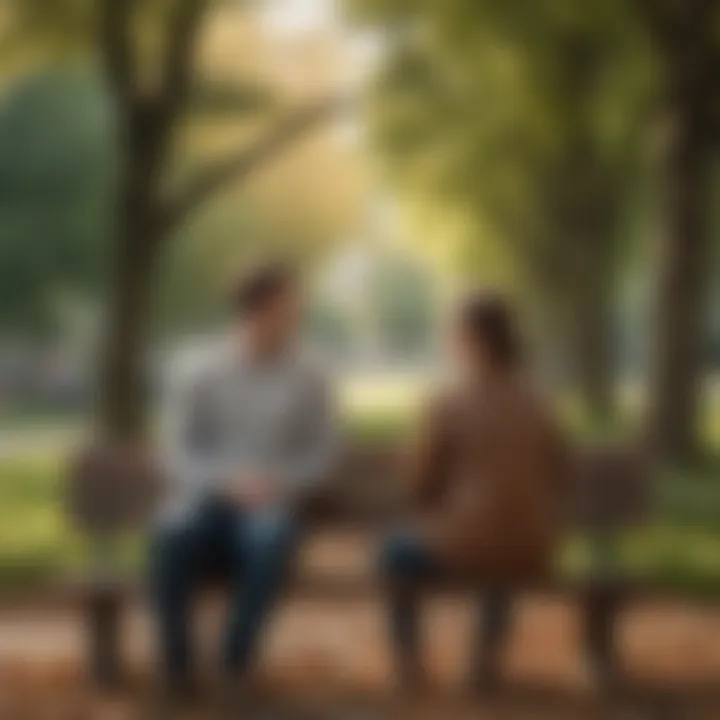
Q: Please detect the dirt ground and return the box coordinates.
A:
[1,596,720,719]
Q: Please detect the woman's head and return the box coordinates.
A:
[451,291,523,376]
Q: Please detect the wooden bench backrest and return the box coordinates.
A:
[569,445,651,530]
[68,442,652,533]
[318,443,652,530]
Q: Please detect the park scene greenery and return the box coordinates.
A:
[0,0,720,601]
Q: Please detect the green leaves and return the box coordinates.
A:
[363,0,653,289]
[0,67,115,336]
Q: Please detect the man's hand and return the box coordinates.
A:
[227,474,278,508]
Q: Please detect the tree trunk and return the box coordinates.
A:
[646,8,716,466]
[571,246,615,424]
[534,224,616,423]
[547,35,619,427]
[552,162,618,426]
[647,110,712,464]
[88,151,166,687]
[96,178,163,442]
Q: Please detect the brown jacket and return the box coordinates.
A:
[407,374,570,580]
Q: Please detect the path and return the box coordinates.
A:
[1,596,720,718]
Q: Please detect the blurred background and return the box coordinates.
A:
[1,0,720,701]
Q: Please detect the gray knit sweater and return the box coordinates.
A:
[158,337,338,523]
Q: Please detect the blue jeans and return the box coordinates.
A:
[379,530,512,677]
[150,497,300,681]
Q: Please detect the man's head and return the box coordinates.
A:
[231,260,302,356]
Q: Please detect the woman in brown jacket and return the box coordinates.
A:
[380,291,570,690]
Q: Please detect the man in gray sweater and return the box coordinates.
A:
[151,261,338,694]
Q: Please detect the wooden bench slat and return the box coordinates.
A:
[68,442,653,533]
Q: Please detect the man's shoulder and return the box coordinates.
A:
[293,345,333,379]
[288,346,335,396]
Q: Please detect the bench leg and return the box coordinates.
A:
[583,590,622,688]
[470,591,513,689]
[87,589,124,689]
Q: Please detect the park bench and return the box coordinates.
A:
[69,441,651,689]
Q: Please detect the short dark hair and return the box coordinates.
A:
[231,260,296,317]
[458,291,522,368]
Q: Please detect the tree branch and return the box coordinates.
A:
[123,1,209,187]
[98,0,134,102]
[156,0,209,126]
[709,49,720,141]
[161,95,352,233]
[632,0,677,49]
[634,0,720,50]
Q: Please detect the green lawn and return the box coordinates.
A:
[2,377,720,596]
[0,453,84,589]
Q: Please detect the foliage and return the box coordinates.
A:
[346,0,672,426]
[357,0,653,293]
[0,0,345,445]
[0,67,114,337]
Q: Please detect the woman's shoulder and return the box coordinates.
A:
[418,382,459,428]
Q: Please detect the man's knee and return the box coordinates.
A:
[150,521,198,583]
[241,511,299,566]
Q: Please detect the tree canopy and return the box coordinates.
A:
[0,68,114,337]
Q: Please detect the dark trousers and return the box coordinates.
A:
[150,497,299,682]
[379,530,512,680]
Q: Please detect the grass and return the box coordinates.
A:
[2,375,720,597]
[0,453,83,589]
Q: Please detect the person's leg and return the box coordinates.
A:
[469,590,513,690]
[379,530,441,687]
[149,502,222,688]
[583,589,621,689]
[222,507,300,676]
